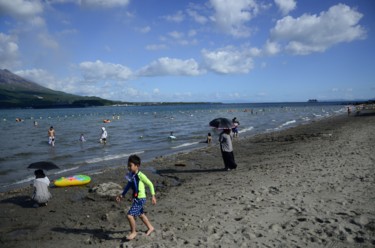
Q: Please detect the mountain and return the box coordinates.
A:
[0,69,120,108]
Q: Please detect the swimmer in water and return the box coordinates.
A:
[48,126,55,147]
[169,131,176,139]
[79,134,86,142]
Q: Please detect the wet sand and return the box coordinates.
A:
[0,113,374,248]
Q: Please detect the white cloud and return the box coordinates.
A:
[270,4,366,55]
[38,33,59,49]
[168,31,184,39]
[0,0,43,19]
[125,87,139,97]
[0,33,19,69]
[47,0,129,8]
[163,11,185,23]
[263,40,281,55]
[202,46,254,74]
[79,60,132,81]
[249,47,262,57]
[209,0,259,37]
[138,57,202,77]
[153,88,160,94]
[30,16,46,27]
[13,69,83,96]
[136,26,151,34]
[145,44,167,51]
[229,92,241,98]
[163,31,197,46]
[187,9,208,24]
[274,0,296,16]
[188,29,197,37]
[15,68,56,87]
[79,0,129,8]
[56,29,78,36]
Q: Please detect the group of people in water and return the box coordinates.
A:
[46,125,108,147]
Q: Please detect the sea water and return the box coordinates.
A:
[0,102,346,191]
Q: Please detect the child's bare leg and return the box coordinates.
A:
[127,215,137,240]
[140,214,154,235]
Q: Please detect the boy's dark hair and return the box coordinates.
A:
[34,169,45,178]
[128,154,141,166]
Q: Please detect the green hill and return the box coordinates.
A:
[0,69,120,108]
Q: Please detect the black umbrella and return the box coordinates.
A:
[27,161,59,170]
[209,118,233,129]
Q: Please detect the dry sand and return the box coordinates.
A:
[0,113,374,248]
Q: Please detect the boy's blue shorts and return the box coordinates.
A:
[128,198,146,217]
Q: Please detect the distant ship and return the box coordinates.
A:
[308,99,318,103]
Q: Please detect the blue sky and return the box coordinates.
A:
[0,0,374,102]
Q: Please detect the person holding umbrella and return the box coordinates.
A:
[209,118,238,171]
[32,169,52,207]
[28,161,59,207]
[219,129,237,171]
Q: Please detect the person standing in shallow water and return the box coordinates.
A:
[219,128,237,171]
[48,126,55,147]
[100,127,107,144]
[232,117,240,138]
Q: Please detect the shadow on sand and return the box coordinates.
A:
[157,168,226,174]
[0,195,35,208]
[354,111,375,117]
[51,227,127,241]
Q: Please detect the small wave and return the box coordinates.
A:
[301,117,310,121]
[279,120,296,128]
[84,151,144,164]
[13,152,34,157]
[172,142,200,149]
[53,166,80,175]
[334,108,346,113]
[4,176,35,187]
[238,126,254,134]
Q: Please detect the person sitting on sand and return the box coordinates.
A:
[32,169,52,208]
[116,155,157,240]
[100,127,107,144]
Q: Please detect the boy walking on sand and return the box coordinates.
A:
[116,155,157,240]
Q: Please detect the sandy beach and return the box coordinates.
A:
[0,113,374,248]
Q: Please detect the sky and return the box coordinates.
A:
[0,0,374,103]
